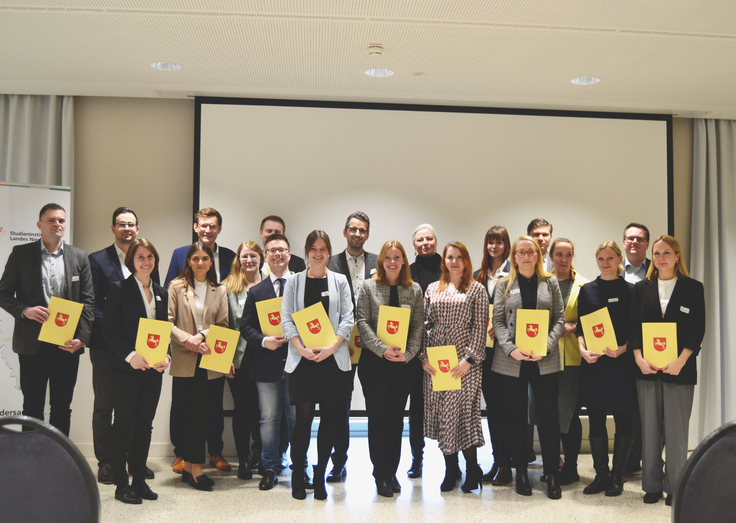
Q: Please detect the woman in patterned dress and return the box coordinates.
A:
[419,242,489,492]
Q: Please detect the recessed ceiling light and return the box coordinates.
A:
[365,68,394,77]
[151,62,181,71]
[571,76,600,85]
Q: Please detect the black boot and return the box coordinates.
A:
[461,464,483,492]
[515,468,532,496]
[546,474,561,499]
[291,467,306,500]
[407,450,423,478]
[313,466,327,500]
[606,435,634,497]
[440,453,459,492]
[583,437,610,495]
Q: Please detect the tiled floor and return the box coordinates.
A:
[97,435,672,523]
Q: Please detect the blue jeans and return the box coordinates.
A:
[256,373,295,473]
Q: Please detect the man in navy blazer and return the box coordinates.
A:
[88,207,160,483]
[240,233,297,491]
[0,203,94,437]
[164,207,236,287]
[259,215,306,275]
[165,207,236,473]
[326,211,378,482]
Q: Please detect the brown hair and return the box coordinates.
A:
[549,237,577,281]
[304,230,332,266]
[526,218,553,236]
[124,238,159,275]
[437,242,474,294]
[172,242,219,290]
[223,241,264,294]
[647,235,689,280]
[194,207,222,227]
[476,226,511,287]
[374,241,414,287]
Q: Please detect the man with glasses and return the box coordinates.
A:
[258,215,306,274]
[88,207,160,484]
[621,222,651,477]
[164,207,236,474]
[326,211,378,482]
[240,233,307,491]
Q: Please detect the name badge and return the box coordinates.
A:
[239,299,246,307]
[370,268,377,274]
[680,306,690,314]
[401,304,410,309]
[608,297,619,303]
[72,275,79,282]
[156,295,162,302]
[510,288,520,295]
[186,291,194,297]
[321,291,330,297]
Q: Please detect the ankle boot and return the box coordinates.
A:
[312,466,327,500]
[291,468,306,500]
[515,468,532,496]
[606,435,634,497]
[461,464,483,492]
[408,450,423,478]
[583,437,610,495]
[440,453,459,492]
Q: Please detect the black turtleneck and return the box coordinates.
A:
[410,253,442,293]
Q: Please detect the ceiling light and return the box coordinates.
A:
[365,68,394,77]
[151,62,181,71]
[571,76,600,85]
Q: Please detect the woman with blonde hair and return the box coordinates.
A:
[576,240,636,497]
[492,235,565,499]
[222,241,263,479]
[419,242,488,492]
[357,240,424,497]
[630,235,705,506]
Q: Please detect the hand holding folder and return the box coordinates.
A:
[426,346,461,391]
[515,309,549,356]
[38,297,83,347]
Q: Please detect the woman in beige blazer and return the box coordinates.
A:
[168,242,228,491]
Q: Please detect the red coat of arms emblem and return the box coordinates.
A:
[526,323,539,338]
[653,338,667,352]
[55,312,69,327]
[593,324,605,338]
[214,340,227,354]
[268,312,281,326]
[387,320,399,335]
[308,319,321,334]
[438,359,451,373]
[354,336,361,349]
[147,334,160,349]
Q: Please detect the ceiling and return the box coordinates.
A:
[1,1,736,118]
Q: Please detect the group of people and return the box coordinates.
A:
[0,205,704,507]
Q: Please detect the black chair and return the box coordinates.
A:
[673,420,736,522]
[0,415,100,523]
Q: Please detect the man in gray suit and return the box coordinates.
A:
[325,211,378,482]
[0,203,94,436]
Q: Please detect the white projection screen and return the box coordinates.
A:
[196,98,671,283]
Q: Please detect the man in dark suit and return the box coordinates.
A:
[165,207,236,474]
[88,207,160,484]
[0,203,94,436]
[240,233,299,491]
[164,207,236,287]
[326,211,378,482]
[259,215,306,274]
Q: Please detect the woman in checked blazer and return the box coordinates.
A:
[492,235,565,499]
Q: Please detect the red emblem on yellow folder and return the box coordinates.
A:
[268,312,281,326]
[526,323,539,338]
[355,336,361,348]
[55,313,69,327]
[438,359,451,373]
[653,337,667,352]
[387,320,399,334]
[147,334,160,348]
[308,319,321,334]
[214,340,227,354]
[593,324,605,338]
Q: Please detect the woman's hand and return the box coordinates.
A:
[130,353,150,370]
[487,326,495,341]
[384,346,406,362]
[184,333,205,352]
[451,358,471,380]
[311,343,338,363]
[662,349,692,376]
[197,342,211,355]
[153,356,170,373]
[634,351,659,375]
[603,344,627,359]
[563,322,577,336]
[422,359,437,376]
[510,348,532,362]
[578,337,600,364]
[263,335,285,351]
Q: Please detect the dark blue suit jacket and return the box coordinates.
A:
[89,244,160,350]
[240,277,288,382]
[164,243,236,288]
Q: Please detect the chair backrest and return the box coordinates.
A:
[0,415,100,523]
[673,420,736,523]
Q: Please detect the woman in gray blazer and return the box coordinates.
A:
[356,240,424,498]
[492,235,565,499]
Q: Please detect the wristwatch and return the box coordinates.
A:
[464,356,476,365]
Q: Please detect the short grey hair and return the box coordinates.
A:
[412,223,437,246]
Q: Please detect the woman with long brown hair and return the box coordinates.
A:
[419,242,488,492]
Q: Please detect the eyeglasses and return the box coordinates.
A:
[515,250,537,258]
[266,248,289,255]
[625,236,647,243]
[115,222,137,229]
[347,227,368,235]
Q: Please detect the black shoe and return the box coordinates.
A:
[115,485,142,504]
[605,474,625,497]
[181,470,191,483]
[237,461,253,480]
[643,491,663,504]
[326,465,346,483]
[407,457,423,478]
[390,475,401,493]
[132,481,158,501]
[515,470,532,496]
[144,466,155,480]
[98,464,114,485]
[559,464,579,486]
[440,470,458,492]
[291,469,307,500]
[583,472,610,495]
[665,494,673,506]
[483,463,499,483]
[546,475,561,500]
[540,472,548,483]
[189,474,214,492]
[259,470,278,491]
[461,464,483,493]
[376,479,393,497]
[313,468,327,500]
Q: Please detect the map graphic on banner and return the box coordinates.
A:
[0,184,71,415]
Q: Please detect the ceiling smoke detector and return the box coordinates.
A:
[367,44,383,56]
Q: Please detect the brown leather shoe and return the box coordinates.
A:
[173,456,185,474]
[492,466,513,486]
[209,455,232,472]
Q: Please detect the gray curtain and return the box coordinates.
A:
[690,119,736,445]
[0,95,74,187]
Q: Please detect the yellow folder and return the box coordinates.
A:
[134,317,173,366]
[256,297,284,337]
[38,297,84,346]
[486,304,494,347]
[291,302,338,349]
[426,345,461,391]
[200,325,241,374]
[642,322,678,368]
[376,305,411,352]
[515,309,549,355]
[348,323,362,364]
[579,307,617,355]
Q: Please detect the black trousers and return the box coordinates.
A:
[228,363,262,461]
[90,346,114,466]
[110,367,163,486]
[170,374,225,458]
[330,365,357,468]
[18,343,80,436]
[500,363,561,476]
[358,351,413,481]
[407,358,425,456]
[482,352,512,467]
[175,364,211,465]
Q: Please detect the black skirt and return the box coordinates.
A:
[289,354,352,404]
